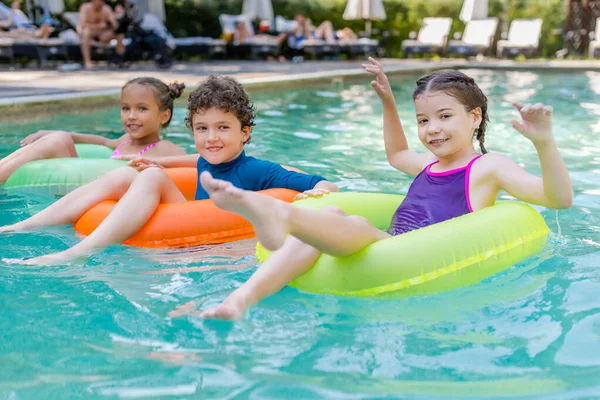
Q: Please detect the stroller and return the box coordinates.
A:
[114,1,173,69]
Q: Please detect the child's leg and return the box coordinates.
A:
[200,172,390,257]
[0,166,139,232]
[201,205,347,321]
[11,168,186,265]
[0,132,77,184]
[314,21,336,43]
[202,234,320,320]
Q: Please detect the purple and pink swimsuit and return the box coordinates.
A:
[387,155,483,236]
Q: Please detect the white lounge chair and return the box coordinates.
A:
[496,18,542,58]
[589,17,600,59]
[447,17,498,57]
[401,17,452,56]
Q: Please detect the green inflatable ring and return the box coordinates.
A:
[72,144,115,158]
[256,193,550,297]
[4,145,126,196]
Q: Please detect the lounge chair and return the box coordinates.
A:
[447,17,498,57]
[589,17,600,58]
[13,37,67,66]
[0,2,67,66]
[166,11,225,59]
[496,18,542,58]
[340,37,380,58]
[0,38,14,65]
[218,14,281,59]
[401,17,452,57]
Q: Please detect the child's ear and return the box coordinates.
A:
[472,107,482,129]
[160,109,172,126]
[242,126,252,142]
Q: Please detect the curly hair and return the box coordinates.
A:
[186,75,256,144]
[413,70,490,154]
[122,77,185,128]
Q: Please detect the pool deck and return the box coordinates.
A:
[1,58,600,112]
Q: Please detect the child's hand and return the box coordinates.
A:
[128,156,163,171]
[361,57,393,102]
[511,102,554,144]
[20,130,55,146]
[294,188,330,201]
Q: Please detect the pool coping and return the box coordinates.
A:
[1,59,599,121]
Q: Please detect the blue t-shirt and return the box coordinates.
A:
[195,151,327,200]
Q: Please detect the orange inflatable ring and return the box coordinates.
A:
[73,168,300,248]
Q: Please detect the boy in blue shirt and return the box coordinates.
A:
[1,75,338,265]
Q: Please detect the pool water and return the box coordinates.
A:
[1,70,600,399]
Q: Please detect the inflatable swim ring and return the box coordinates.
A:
[74,168,301,248]
[256,192,550,297]
[4,144,124,196]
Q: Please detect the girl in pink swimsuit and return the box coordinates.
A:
[0,77,187,184]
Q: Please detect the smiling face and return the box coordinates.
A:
[414,91,481,160]
[120,83,170,141]
[191,107,251,164]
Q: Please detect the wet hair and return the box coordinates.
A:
[185,75,255,144]
[122,77,185,128]
[413,70,489,154]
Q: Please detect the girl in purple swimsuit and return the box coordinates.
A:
[196,57,574,321]
[0,77,187,184]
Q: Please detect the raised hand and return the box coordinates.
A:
[511,102,554,144]
[127,156,163,171]
[294,188,330,201]
[361,57,393,102]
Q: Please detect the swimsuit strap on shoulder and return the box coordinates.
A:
[110,140,132,158]
[138,141,158,155]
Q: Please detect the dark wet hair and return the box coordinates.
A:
[185,75,255,144]
[122,77,185,128]
[413,70,489,154]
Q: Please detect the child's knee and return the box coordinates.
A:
[137,167,169,183]
[103,166,138,187]
[347,215,373,231]
[321,205,347,216]
[46,132,76,156]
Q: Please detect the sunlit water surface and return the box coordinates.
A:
[1,70,599,399]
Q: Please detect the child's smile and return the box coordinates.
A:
[192,107,250,164]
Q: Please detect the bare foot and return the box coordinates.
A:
[3,250,78,266]
[200,303,245,321]
[200,293,249,321]
[199,171,289,251]
[0,222,29,233]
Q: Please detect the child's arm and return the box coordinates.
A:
[493,102,573,209]
[127,154,200,170]
[20,130,126,148]
[362,57,434,177]
[294,180,340,200]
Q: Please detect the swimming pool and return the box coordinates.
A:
[1,69,599,399]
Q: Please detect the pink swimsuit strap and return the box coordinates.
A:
[111,140,159,158]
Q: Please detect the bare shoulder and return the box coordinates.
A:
[157,140,186,155]
[79,3,91,13]
[471,153,518,183]
[477,153,517,169]
[102,4,114,14]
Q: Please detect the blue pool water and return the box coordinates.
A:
[1,70,600,399]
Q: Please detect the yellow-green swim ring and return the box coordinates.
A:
[256,192,550,297]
